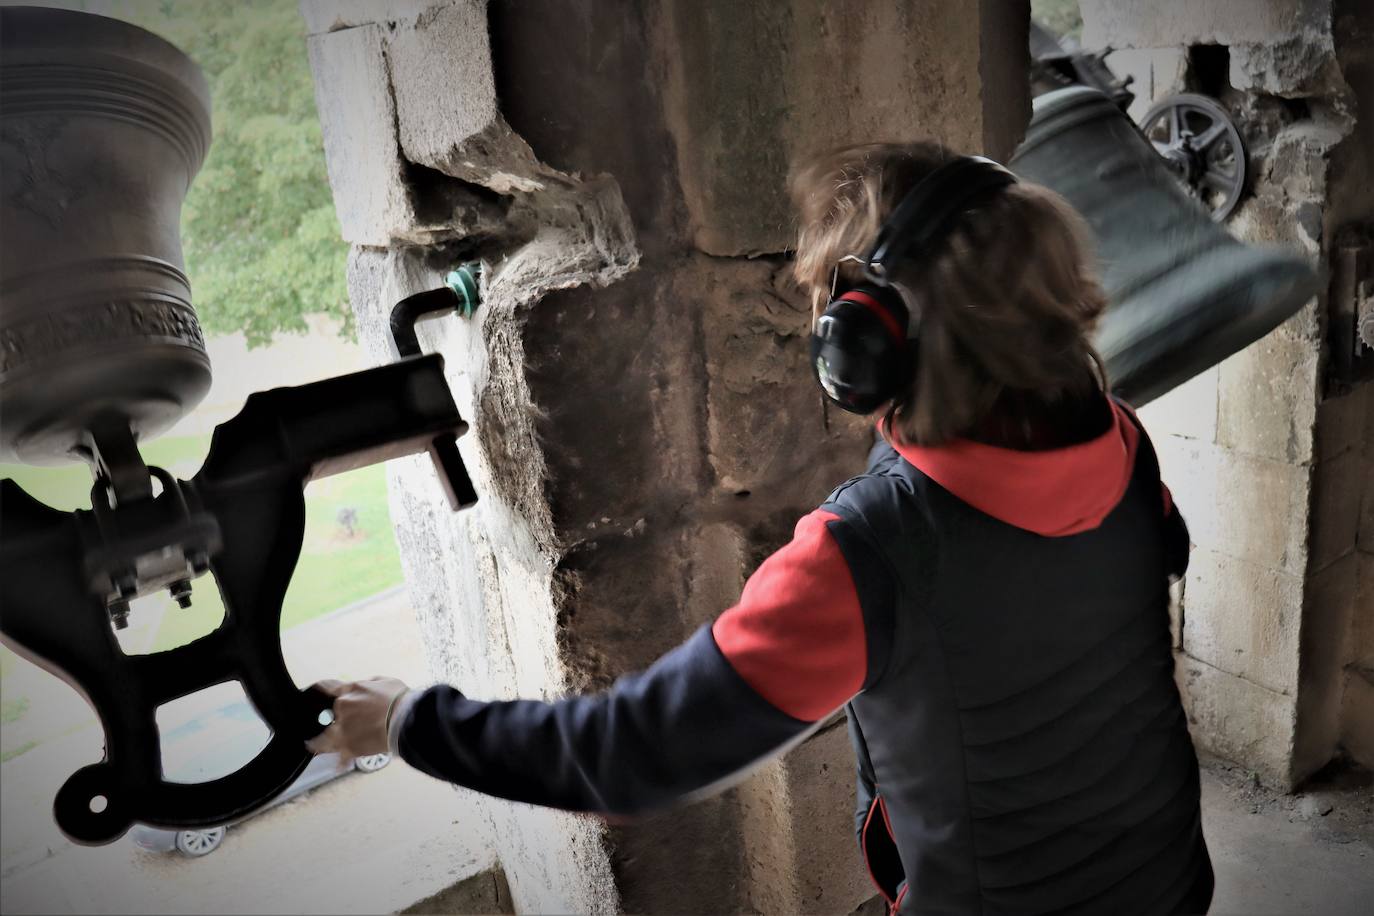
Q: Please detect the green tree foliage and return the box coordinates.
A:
[80,0,349,346]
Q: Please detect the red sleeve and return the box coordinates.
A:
[711,510,867,722]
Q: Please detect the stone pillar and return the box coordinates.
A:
[302,0,1029,911]
[1082,0,1374,787]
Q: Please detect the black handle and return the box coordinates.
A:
[428,435,479,510]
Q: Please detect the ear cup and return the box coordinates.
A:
[809,286,912,414]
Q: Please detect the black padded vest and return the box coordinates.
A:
[824,430,1212,915]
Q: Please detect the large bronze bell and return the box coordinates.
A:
[1010,86,1320,405]
[0,6,213,469]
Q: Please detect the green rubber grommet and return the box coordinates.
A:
[444,263,483,318]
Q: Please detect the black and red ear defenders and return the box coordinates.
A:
[809,155,1018,414]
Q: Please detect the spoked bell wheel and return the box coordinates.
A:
[1139,93,1248,222]
[174,825,226,857]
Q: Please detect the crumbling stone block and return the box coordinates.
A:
[386,1,545,190]
[307,25,416,246]
[1182,549,1302,695]
[1230,35,1348,97]
[1081,0,1328,50]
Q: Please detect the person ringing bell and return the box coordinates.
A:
[310,142,1212,916]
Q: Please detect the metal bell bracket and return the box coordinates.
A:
[0,351,476,845]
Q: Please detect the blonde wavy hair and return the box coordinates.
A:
[790,141,1109,446]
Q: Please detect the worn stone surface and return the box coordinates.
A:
[656,0,1029,255]
[1293,552,1360,780]
[1316,386,1372,463]
[1139,363,1219,444]
[1340,667,1374,766]
[1176,654,1298,787]
[299,0,445,35]
[1230,35,1348,98]
[1326,0,1374,234]
[1216,331,1319,464]
[1182,549,1303,695]
[305,6,538,247]
[386,1,540,191]
[1155,440,1312,576]
[344,243,626,914]
[1082,0,1328,49]
[785,722,874,914]
[401,866,514,915]
[1310,450,1366,574]
[725,720,873,914]
[306,25,416,246]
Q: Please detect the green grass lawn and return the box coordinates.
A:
[149,463,404,650]
[1,441,403,656]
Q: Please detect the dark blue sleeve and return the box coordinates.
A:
[866,437,901,476]
[395,625,813,816]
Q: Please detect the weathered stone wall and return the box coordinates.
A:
[1082,0,1373,786]
[303,1,1030,911]
[1317,0,1374,777]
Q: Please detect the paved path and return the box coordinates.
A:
[1,591,493,915]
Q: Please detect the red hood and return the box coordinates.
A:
[884,399,1141,537]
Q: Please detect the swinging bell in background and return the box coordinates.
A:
[1010,86,1319,407]
[0,5,477,847]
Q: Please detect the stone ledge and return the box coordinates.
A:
[306,24,415,246]
[299,0,450,36]
[401,866,514,915]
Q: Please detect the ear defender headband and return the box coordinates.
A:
[809,155,1018,414]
